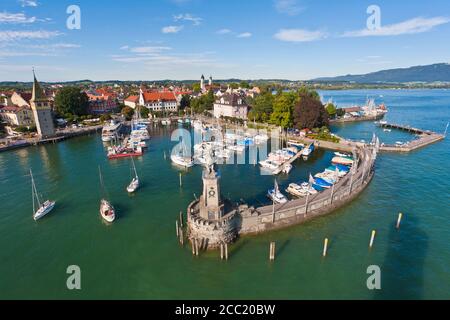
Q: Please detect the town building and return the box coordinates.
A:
[213,93,248,119]
[86,90,118,114]
[0,105,35,127]
[124,95,139,109]
[137,89,178,112]
[30,72,55,138]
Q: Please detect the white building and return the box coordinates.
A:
[138,89,178,112]
[213,93,248,120]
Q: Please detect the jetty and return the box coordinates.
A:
[377,123,445,152]
[0,125,103,153]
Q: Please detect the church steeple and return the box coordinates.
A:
[31,69,46,102]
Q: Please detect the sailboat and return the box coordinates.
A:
[126,157,140,193]
[267,179,288,204]
[99,166,115,223]
[30,169,55,221]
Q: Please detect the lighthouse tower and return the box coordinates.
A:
[30,71,55,138]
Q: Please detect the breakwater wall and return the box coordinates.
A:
[239,146,376,235]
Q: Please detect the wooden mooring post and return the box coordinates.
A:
[369,230,376,249]
[179,211,183,227]
[179,228,184,246]
[269,242,276,261]
[179,172,182,187]
[396,213,403,229]
[176,220,179,237]
[322,238,329,257]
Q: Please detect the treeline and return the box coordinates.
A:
[248,87,331,130]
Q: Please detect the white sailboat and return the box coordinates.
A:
[99,166,115,223]
[267,179,288,204]
[30,169,55,221]
[126,157,140,193]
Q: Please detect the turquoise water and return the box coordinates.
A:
[0,89,449,299]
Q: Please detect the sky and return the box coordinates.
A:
[0,0,449,82]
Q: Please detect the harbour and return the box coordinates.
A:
[0,89,449,299]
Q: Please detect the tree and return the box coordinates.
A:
[229,82,239,89]
[121,106,135,121]
[239,81,250,89]
[192,83,201,93]
[293,93,329,130]
[191,90,215,114]
[180,94,191,110]
[269,91,298,128]
[54,87,89,116]
[325,103,337,118]
[248,92,274,122]
[140,106,149,119]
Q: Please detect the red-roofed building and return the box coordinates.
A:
[0,104,35,126]
[86,91,118,114]
[124,95,139,109]
[138,90,178,112]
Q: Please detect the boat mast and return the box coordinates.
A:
[131,157,138,178]
[30,169,41,213]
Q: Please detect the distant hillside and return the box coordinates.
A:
[313,63,450,83]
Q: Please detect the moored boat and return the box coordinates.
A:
[267,180,288,204]
[331,156,353,166]
[286,183,308,197]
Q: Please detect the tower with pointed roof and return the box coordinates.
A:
[200,74,205,92]
[30,70,55,138]
[209,75,212,86]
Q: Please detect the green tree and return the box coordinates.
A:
[229,83,239,89]
[121,106,135,121]
[190,90,215,114]
[239,81,250,89]
[192,83,201,93]
[180,94,191,110]
[248,92,274,122]
[140,106,149,119]
[293,93,329,130]
[325,103,337,118]
[54,87,89,116]
[269,91,298,128]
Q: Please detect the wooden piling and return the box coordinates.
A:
[225,243,228,261]
[396,213,403,229]
[220,243,224,260]
[179,172,182,187]
[179,211,183,227]
[369,230,376,248]
[176,220,179,237]
[191,238,195,255]
[269,242,276,261]
[323,238,329,257]
[179,228,184,245]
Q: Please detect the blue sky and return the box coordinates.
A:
[1,0,449,81]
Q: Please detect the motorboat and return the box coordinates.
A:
[101,120,122,142]
[282,163,293,174]
[286,183,308,197]
[331,156,353,166]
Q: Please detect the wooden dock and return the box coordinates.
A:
[377,123,445,152]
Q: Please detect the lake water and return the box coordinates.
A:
[0,89,449,299]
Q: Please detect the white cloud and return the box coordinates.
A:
[19,0,38,7]
[162,25,184,34]
[174,13,202,26]
[120,45,129,50]
[342,16,450,37]
[0,30,62,41]
[274,0,304,16]
[217,28,232,34]
[128,46,172,54]
[0,12,37,24]
[237,32,252,38]
[274,29,327,42]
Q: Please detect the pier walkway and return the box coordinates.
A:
[377,123,445,152]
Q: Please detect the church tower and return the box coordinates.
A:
[30,71,55,138]
[209,75,212,86]
[200,74,205,92]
